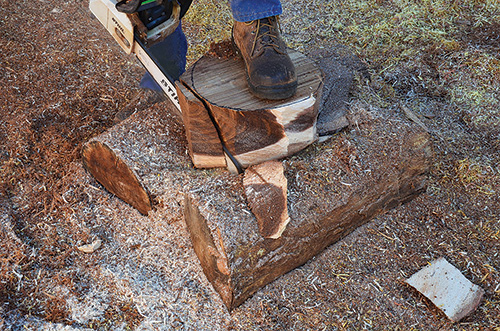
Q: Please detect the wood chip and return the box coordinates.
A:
[77,239,102,253]
[401,105,429,132]
[243,161,290,239]
[406,257,484,322]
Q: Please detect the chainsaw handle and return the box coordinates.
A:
[145,1,180,45]
[126,1,181,47]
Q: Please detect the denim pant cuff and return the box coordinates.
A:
[230,1,282,22]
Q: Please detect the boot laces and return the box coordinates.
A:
[248,16,285,57]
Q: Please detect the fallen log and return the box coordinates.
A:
[82,102,432,309]
[183,107,433,309]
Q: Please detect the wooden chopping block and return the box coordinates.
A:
[176,49,323,169]
[81,47,322,213]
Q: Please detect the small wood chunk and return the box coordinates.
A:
[82,141,152,215]
[310,45,368,136]
[243,161,290,239]
[77,239,102,253]
[406,257,484,322]
[315,57,352,136]
[81,102,189,216]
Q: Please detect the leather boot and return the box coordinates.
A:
[232,16,297,100]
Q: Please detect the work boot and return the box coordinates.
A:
[232,16,297,100]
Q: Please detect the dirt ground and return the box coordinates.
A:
[1,0,499,330]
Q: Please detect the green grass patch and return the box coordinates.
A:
[182,0,499,120]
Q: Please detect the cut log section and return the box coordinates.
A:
[81,90,432,311]
[243,161,290,239]
[176,49,323,169]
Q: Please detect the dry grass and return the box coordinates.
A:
[182,0,233,64]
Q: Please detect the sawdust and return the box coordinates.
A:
[207,40,238,59]
[1,0,499,330]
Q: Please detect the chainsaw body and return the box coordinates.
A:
[89,0,188,111]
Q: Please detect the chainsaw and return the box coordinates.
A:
[89,0,192,111]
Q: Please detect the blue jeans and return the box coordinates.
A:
[140,22,188,90]
[230,0,282,22]
[141,0,282,90]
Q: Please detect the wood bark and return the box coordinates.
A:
[82,140,152,215]
[176,49,323,169]
[176,83,227,168]
[81,103,189,215]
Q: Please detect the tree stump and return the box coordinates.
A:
[176,49,323,169]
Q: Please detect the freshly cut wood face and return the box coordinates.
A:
[406,257,484,322]
[176,49,323,169]
[243,161,290,239]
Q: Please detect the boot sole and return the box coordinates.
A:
[247,80,298,100]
